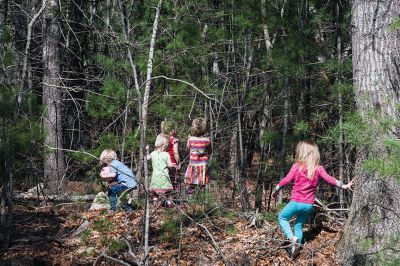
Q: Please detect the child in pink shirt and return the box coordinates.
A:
[272,141,354,259]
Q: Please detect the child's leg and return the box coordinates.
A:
[278,201,297,240]
[293,203,313,245]
[108,185,118,211]
[151,191,158,206]
[108,184,128,211]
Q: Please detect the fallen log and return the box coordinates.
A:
[14,192,96,202]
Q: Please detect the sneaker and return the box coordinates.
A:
[166,200,174,208]
[290,237,300,259]
[186,187,195,195]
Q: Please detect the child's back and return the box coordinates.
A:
[185,118,211,187]
[150,151,170,179]
[148,134,174,193]
[280,163,338,204]
[187,136,210,165]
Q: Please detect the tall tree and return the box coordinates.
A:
[42,0,65,195]
[338,0,400,264]
[0,0,6,82]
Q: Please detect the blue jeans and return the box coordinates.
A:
[108,184,134,212]
[278,201,313,245]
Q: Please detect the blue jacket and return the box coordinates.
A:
[110,160,137,188]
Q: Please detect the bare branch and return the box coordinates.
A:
[141,75,227,111]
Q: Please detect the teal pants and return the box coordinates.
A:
[278,201,313,245]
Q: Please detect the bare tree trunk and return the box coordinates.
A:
[0,142,13,249]
[260,0,273,51]
[0,0,12,243]
[229,128,239,201]
[335,0,344,209]
[0,0,7,83]
[42,0,65,195]
[338,1,400,264]
[142,1,162,264]
[278,79,289,204]
[15,0,47,111]
[237,102,249,211]
[118,0,132,163]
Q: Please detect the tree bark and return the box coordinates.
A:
[335,0,345,209]
[338,1,400,264]
[118,0,133,163]
[142,1,162,264]
[0,143,13,249]
[42,0,65,195]
[278,79,290,204]
[0,0,7,82]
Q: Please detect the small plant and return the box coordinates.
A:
[276,202,286,212]
[160,219,180,242]
[187,189,217,210]
[83,247,95,257]
[210,208,236,220]
[100,236,112,246]
[70,213,81,222]
[159,209,181,242]
[262,212,276,223]
[108,239,128,254]
[128,198,141,209]
[93,218,115,232]
[80,229,92,244]
[226,224,238,236]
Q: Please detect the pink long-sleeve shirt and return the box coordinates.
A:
[278,163,339,204]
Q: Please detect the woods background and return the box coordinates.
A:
[0,0,399,265]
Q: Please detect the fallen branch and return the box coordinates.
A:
[174,204,226,263]
[14,193,96,202]
[124,239,141,265]
[71,220,90,237]
[315,198,347,217]
[93,252,131,266]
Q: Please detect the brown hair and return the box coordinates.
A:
[190,117,206,137]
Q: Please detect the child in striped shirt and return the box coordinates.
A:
[185,117,212,194]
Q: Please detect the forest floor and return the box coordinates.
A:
[1,185,343,266]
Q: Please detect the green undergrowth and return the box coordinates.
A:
[108,239,129,254]
[93,218,115,232]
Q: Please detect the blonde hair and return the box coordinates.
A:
[295,141,320,179]
[190,117,206,137]
[155,134,169,150]
[100,149,117,165]
[161,120,176,135]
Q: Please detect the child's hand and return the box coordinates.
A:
[146,145,150,152]
[272,191,277,199]
[343,178,355,191]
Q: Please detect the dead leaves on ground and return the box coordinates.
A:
[1,205,341,265]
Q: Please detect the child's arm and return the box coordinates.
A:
[101,169,117,182]
[272,164,298,198]
[146,145,152,160]
[319,166,355,190]
[166,154,176,168]
[173,141,180,169]
[186,138,190,152]
[207,138,212,155]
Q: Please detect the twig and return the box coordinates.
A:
[177,220,183,266]
[174,204,226,263]
[141,75,227,111]
[124,239,140,265]
[71,220,90,237]
[93,252,131,266]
